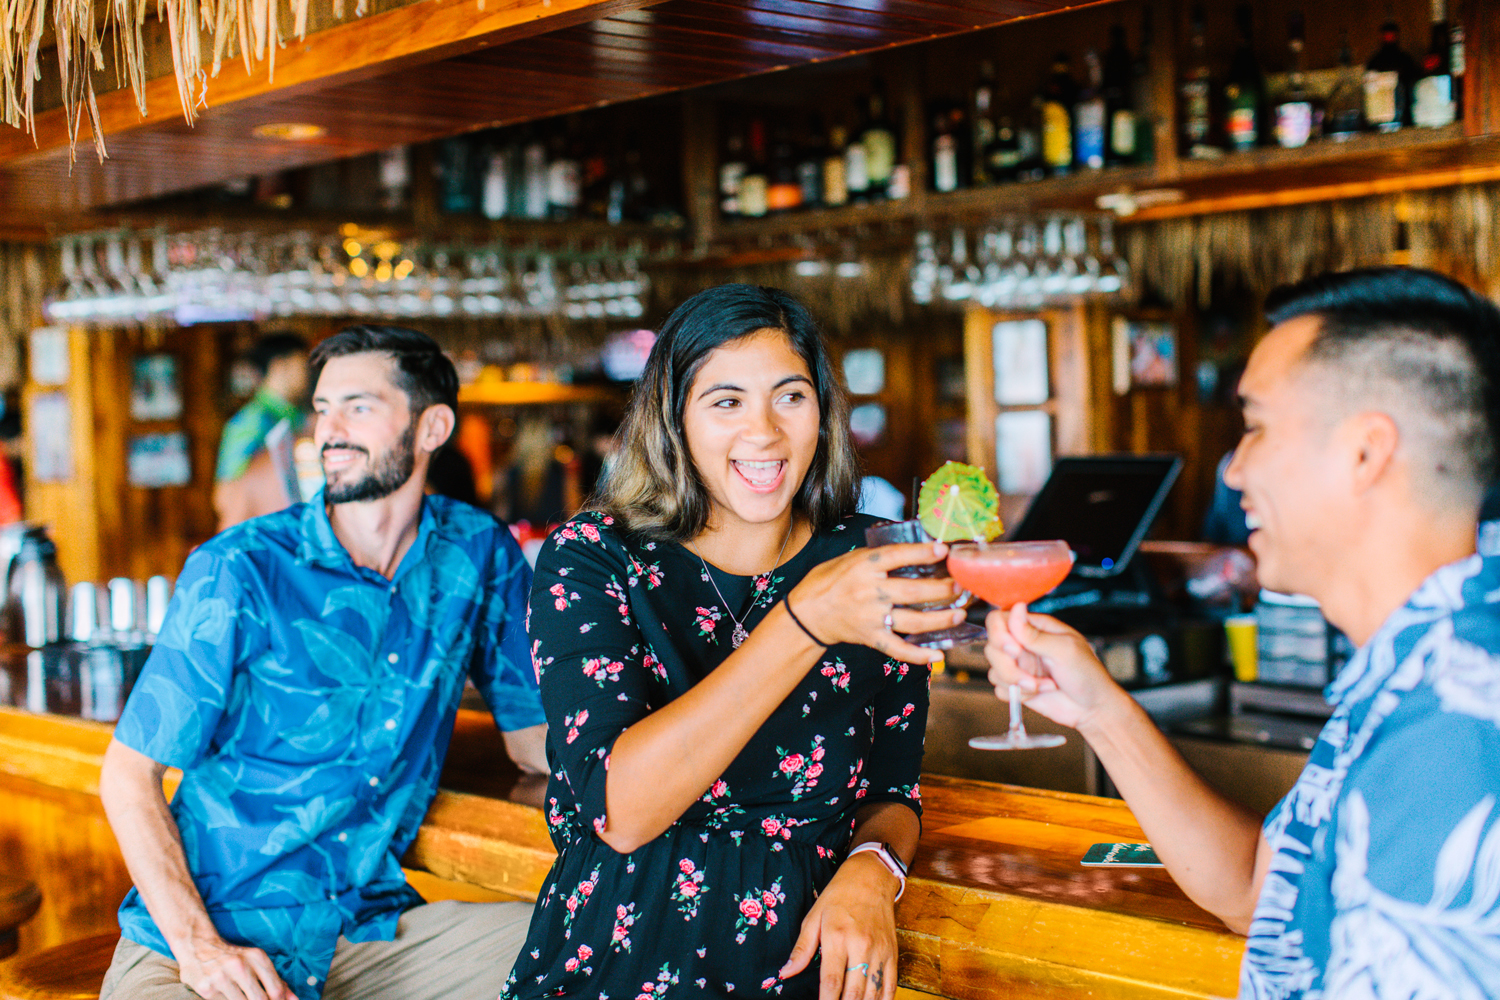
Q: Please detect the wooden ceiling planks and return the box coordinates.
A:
[0,0,1108,228]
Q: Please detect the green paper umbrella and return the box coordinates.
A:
[918,461,1003,542]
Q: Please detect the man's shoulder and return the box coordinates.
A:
[196,504,307,568]
[426,493,508,541]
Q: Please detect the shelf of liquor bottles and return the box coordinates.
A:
[701,0,1481,241]
[105,0,1496,255]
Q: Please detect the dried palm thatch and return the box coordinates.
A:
[1116,188,1500,308]
[2,0,319,160]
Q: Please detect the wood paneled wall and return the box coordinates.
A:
[25,326,229,587]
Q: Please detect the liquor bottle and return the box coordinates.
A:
[622,132,652,223]
[972,60,998,185]
[1040,52,1076,176]
[860,83,899,201]
[719,121,748,218]
[1413,0,1457,128]
[1364,20,1418,133]
[930,100,967,192]
[1274,12,1320,148]
[546,119,583,221]
[1324,30,1366,138]
[823,123,850,207]
[766,124,804,213]
[1223,4,1263,152]
[1016,91,1045,180]
[437,137,477,214]
[480,143,512,219]
[378,145,410,212]
[521,128,549,220]
[1180,5,1218,158]
[1103,24,1136,165]
[984,98,1023,183]
[1131,7,1155,163]
[796,115,824,209]
[1074,50,1107,169]
[845,102,871,203]
[739,118,770,218]
[1451,0,1466,120]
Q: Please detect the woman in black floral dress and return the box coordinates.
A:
[503,285,965,1000]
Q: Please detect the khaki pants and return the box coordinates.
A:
[99,900,533,1000]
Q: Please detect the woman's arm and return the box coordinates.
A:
[599,542,956,853]
[779,802,920,1000]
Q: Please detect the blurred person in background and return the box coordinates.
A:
[214,332,310,531]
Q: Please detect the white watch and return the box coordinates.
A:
[846,841,908,901]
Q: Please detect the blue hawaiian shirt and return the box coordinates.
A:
[113,492,545,999]
[1242,553,1500,999]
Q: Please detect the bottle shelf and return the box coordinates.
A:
[706,122,1490,239]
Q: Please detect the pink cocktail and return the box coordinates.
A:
[946,541,1075,609]
[946,540,1074,751]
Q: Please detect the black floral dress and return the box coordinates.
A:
[502,511,929,1000]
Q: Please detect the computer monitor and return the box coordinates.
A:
[1009,455,1182,579]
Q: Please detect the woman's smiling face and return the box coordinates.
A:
[682,328,822,531]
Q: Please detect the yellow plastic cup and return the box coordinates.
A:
[1225,614,1258,682]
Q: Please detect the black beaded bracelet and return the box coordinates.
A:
[784,598,828,648]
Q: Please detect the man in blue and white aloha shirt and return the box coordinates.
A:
[98,327,547,1000]
[982,267,1500,998]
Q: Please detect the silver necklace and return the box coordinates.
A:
[688,521,793,648]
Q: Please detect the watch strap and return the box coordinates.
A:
[847,841,908,900]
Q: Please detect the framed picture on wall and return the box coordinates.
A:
[29,393,71,482]
[128,432,191,487]
[842,349,886,396]
[992,319,1049,405]
[1112,317,1179,392]
[131,354,183,420]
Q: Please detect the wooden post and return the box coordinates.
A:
[681,94,719,251]
[1150,0,1180,176]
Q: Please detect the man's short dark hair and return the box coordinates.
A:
[1265,267,1500,507]
[309,325,460,420]
[246,332,309,377]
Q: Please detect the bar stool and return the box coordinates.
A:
[0,877,40,961]
[0,935,117,1000]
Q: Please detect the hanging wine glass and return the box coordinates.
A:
[1096,216,1128,297]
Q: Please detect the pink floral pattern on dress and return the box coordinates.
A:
[733,879,786,943]
[671,857,708,919]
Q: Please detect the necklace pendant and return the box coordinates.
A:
[732,624,750,648]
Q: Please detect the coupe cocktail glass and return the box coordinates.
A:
[946,540,1075,750]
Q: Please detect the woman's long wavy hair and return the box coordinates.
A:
[596,284,861,542]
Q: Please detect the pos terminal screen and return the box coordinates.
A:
[1009,455,1182,578]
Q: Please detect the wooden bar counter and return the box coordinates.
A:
[0,705,1245,999]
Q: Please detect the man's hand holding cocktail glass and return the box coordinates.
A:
[981,604,1131,733]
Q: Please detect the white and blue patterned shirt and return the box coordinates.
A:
[113,492,544,998]
[1243,553,1500,999]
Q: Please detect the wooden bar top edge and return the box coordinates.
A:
[0,707,1245,999]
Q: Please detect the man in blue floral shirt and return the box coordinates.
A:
[98,326,547,1000]
[983,268,1500,997]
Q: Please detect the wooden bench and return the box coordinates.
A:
[0,934,116,1000]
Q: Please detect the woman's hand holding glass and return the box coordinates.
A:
[788,542,965,665]
[981,603,1134,731]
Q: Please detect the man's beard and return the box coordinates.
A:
[323,421,418,504]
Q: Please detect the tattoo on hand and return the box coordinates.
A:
[873,967,884,991]
[875,587,890,602]
[868,553,882,563]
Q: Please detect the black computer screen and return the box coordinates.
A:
[1009,455,1182,578]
